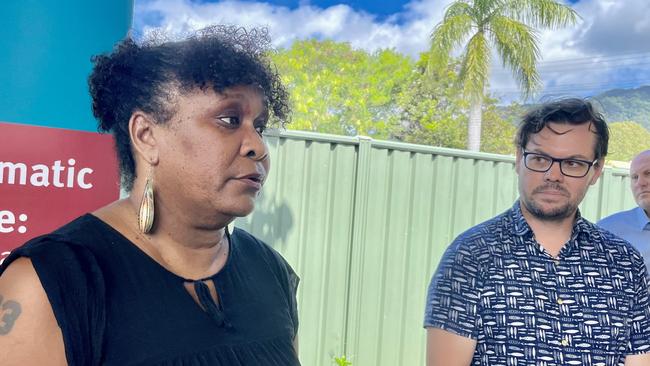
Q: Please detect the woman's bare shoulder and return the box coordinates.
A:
[0,257,66,365]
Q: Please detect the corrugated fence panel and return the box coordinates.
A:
[236,130,634,366]
[597,169,636,217]
[346,141,522,366]
[579,168,636,222]
[236,132,358,366]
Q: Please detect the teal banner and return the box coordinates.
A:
[0,0,133,131]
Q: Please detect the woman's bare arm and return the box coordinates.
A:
[0,257,66,366]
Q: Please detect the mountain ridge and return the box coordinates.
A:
[498,85,650,130]
[592,85,650,129]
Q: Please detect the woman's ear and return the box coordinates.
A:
[129,111,160,165]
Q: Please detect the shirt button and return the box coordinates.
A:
[554,259,560,266]
[561,339,569,346]
[557,298,564,305]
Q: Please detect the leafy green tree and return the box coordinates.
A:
[607,121,650,162]
[272,39,518,154]
[427,0,578,151]
[271,40,412,138]
[496,101,528,127]
[480,99,517,155]
[394,53,468,148]
[396,54,515,154]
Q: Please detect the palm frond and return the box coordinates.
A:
[504,0,579,28]
[444,1,474,18]
[427,12,473,71]
[458,32,490,101]
[474,0,502,20]
[489,15,541,96]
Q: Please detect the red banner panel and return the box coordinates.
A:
[0,122,120,262]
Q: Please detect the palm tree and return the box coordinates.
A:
[428,0,578,151]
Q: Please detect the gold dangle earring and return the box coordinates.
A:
[138,168,155,234]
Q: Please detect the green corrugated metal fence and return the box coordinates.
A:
[235,130,635,366]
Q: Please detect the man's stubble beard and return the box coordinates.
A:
[521,183,578,222]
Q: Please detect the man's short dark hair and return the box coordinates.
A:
[88,25,290,191]
[515,98,609,160]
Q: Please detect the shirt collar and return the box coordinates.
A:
[633,206,650,231]
[510,200,594,242]
[572,212,593,241]
[511,201,532,236]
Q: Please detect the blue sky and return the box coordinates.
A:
[239,0,408,18]
[263,0,579,17]
[134,0,650,103]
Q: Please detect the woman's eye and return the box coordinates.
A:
[255,124,267,134]
[218,116,240,126]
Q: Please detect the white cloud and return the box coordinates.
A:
[575,0,650,54]
[135,0,453,56]
[490,0,650,101]
[134,0,650,102]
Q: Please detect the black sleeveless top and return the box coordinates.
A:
[0,215,300,366]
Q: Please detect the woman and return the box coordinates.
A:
[0,26,300,365]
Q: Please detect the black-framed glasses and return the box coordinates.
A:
[522,150,598,178]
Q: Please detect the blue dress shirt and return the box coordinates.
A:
[598,207,650,271]
[425,202,650,366]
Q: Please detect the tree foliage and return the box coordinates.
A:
[271,39,519,155]
[480,101,517,155]
[395,54,516,154]
[271,40,412,138]
[607,121,650,162]
[394,53,468,148]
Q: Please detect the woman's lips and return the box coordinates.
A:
[232,174,264,190]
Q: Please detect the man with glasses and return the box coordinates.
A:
[424,98,650,366]
[598,150,650,270]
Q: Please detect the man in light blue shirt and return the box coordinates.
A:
[598,150,650,269]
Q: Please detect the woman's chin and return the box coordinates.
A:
[220,201,257,219]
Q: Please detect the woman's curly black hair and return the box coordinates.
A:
[88,25,290,191]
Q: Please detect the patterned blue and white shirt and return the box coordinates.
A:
[424,201,650,366]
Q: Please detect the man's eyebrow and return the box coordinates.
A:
[526,148,591,160]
